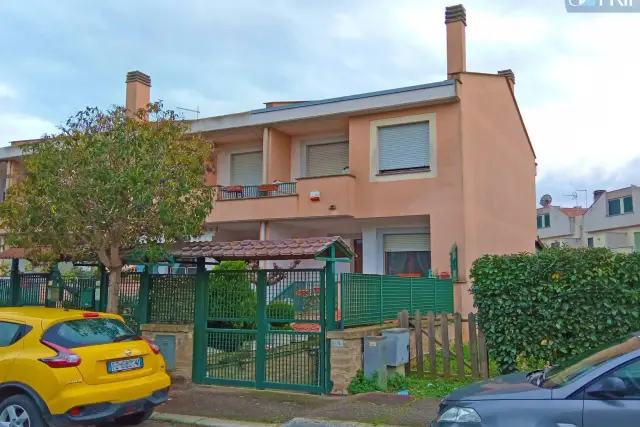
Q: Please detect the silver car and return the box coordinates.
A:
[431,333,640,426]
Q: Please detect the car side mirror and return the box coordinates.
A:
[587,376,627,398]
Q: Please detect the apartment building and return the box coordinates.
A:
[537,187,640,253]
[0,5,537,313]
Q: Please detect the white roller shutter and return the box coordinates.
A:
[378,122,430,172]
[383,234,431,252]
[306,142,349,177]
[231,152,263,185]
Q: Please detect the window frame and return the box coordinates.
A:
[607,196,633,216]
[537,213,551,229]
[584,356,640,400]
[369,113,437,182]
[0,321,32,347]
[587,237,594,248]
[302,139,350,178]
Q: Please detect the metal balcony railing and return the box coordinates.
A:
[218,182,297,200]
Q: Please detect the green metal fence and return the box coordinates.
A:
[148,274,196,324]
[0,278,11,306]
[119,272,141,333]
[340,273,454,328]
[199,268,326,393]
[19,273,49,306]
[48,277,99,309]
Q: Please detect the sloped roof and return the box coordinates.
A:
[559,207,587,217]
[0,247,26,259]
[170,236,354,261]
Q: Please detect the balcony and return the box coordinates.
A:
[217,182,297,200]
[207,174,356,223]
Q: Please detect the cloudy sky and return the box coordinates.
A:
[0,0,638,207]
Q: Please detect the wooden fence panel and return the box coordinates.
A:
[404,311,489,381]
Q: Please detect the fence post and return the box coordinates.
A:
[10,258,19,306]
[454,313,464,379]
[256,270,268,390]
[379,276,384,325]
[409,278,414,313]
[478,327,489,379]
[415,310,424,377]
[138,265,150,327]
[326,260,336,330]
[398,311,410,376]
[441,313,450,378]
[468,313,479,378]
[192,257,207,383]
[98,264,108,312]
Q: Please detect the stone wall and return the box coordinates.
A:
[141,324,194,382]
[327,324,395,395]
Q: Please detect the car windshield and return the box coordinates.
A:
[540,335,640,388]
[42,317,139,349]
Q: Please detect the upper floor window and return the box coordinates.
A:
[230,152,262,186]
[537,213,550,229]
[378,122,430,174]
[305,142,349,177]
[608,196,633,216]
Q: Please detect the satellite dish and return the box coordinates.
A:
[540,194,552,207]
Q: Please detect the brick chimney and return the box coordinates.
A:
[125,71,151,116]
[498,69,515,91]
[445,4,467,78]
[593,190,606,202]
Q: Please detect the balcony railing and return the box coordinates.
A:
[217,182,297,200]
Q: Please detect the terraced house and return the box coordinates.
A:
[0,5,536,314]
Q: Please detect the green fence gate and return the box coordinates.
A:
[194,268,328,393]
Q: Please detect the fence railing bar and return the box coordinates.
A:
[478,327,489,379]
[440,313,450,378]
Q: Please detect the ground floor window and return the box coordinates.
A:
[383,233,431,277]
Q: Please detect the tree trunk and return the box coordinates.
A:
[106,266,122,313]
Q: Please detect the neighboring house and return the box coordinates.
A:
[536,206,587,248]
[583,186,640,253]
[537,187,640,253]
[0,5,537,314]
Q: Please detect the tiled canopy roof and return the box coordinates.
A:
[0,247,26,259]
[171,236,354,261]
[0,237,355,262]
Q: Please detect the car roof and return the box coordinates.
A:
[0,307,118,324]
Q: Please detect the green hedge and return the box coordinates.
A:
[470,247,640,373]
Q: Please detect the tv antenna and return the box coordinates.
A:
[564,189,588,208]
[540,194,552,207]
[176,106,200,120]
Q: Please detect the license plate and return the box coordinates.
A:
[107,357,143,373]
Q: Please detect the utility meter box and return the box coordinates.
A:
[381,328,410,367]
[363,336,388,389]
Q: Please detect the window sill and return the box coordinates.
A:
[376,167,430,177]
[607,211,633,217]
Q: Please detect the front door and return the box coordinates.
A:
[583,357,640,426]
[353,239,362,273]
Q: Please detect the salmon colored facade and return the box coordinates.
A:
[0,5,536,313]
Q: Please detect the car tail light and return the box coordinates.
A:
[143,337,161,355]
[69,407,81,417]
[82,312,100,318]
[39,340,81,368]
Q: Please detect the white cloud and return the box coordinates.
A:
[0,83,17,99]
[0,114,56,147]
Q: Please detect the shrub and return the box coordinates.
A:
[267,301,295,327]
[471,247,640,374]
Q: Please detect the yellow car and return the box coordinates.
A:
[0,307,171,427]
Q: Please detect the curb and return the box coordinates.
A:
[151,412,277,427]
[151,413,410,427]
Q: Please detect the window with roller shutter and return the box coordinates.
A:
[378,122,430,173]
[230,152,263,185]
[383,234,431,277]
[305,142,349,177]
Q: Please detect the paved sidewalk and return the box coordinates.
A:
[155,384,439,427]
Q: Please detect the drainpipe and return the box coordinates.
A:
[262,128,269,184]
[259,221,268,269]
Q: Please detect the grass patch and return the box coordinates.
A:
[348,370,476,398]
